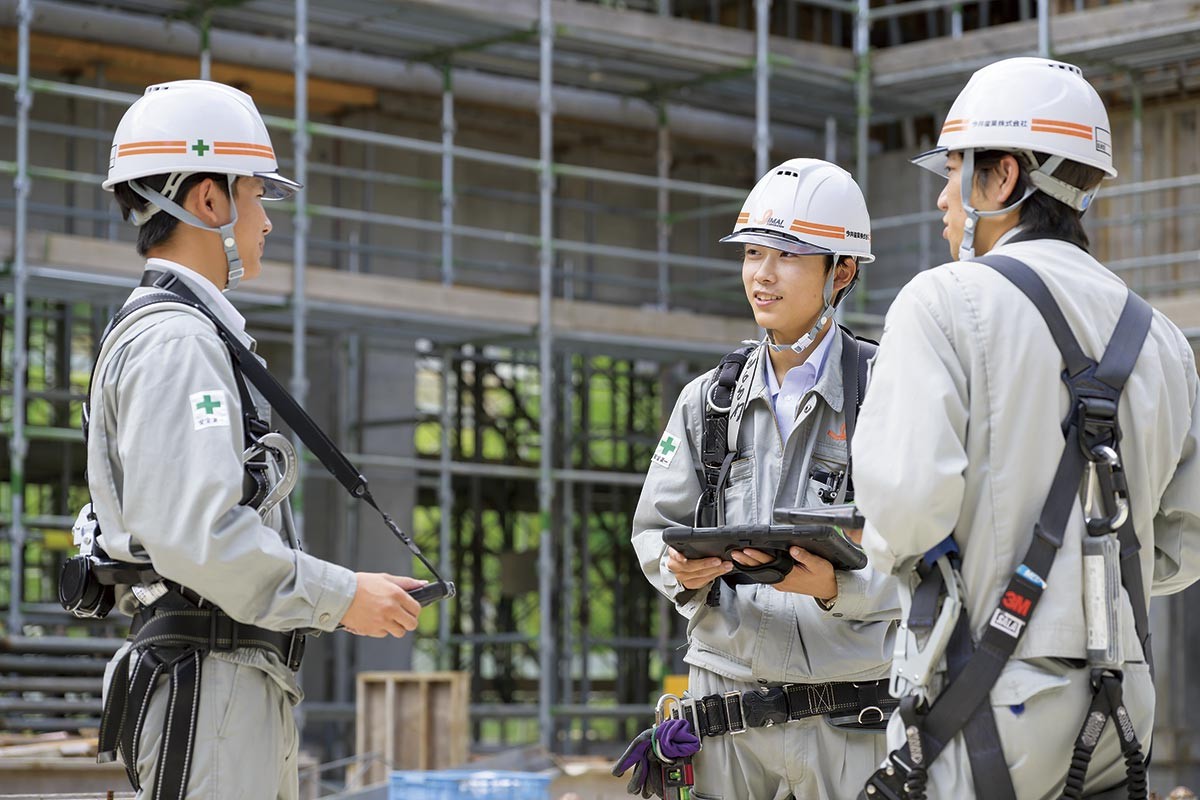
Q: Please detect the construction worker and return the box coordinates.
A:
[853,58,1200,799]
[87,81,427,800]
[632,158,900,800]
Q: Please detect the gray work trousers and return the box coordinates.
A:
[880,659,1155,800]
[105,646,300,800]
[688,667,889,800]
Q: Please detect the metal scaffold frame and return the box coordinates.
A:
[2,0,1199,771]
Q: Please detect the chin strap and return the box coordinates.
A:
[767,259,842,355]
[956,149,1097,261]
[128,175,244,291]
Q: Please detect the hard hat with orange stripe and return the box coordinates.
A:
[721,158,874,266]
[104,80,301,290]
[912,57,1114,259]
[722,158,872,355]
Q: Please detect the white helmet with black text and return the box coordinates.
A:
[104,80,301,291]
[912,57,1115,260]
[721,158,873,354]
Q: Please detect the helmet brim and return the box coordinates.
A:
[719,229,833,257]
[911,147,950,176]
[259,171,302,200]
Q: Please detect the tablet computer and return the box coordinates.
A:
[773,503,865,529]
[662,523,867,584]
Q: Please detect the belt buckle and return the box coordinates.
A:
[285,632,305,671]
[723,690,746,734]
[208,610,238,653]
[679,695,702,752]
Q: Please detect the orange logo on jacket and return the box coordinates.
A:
[827,424,847,441]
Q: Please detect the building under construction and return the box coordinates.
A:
[1,0,1199,793]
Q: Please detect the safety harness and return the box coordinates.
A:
[697,326,876,597]
[861,254,1153,800]
[91,269,453,800]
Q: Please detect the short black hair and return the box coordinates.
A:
[112,173,230,256]
[971,150,1105,252]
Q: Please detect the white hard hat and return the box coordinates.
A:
[912,57,1112,260]
[721,158,874,263]
[104,81,300,291]
[104,80,299,199]
[913,57,1115,181]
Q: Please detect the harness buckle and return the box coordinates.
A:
[723,690,746,734]
[285,632,305,672]
[890,555,964,702]
[208,610,238,653]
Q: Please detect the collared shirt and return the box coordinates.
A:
[764,325,835,439]
[145,257,246,333]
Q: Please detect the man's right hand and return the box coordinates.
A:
[666,547,733,590]
[340,573,425,638]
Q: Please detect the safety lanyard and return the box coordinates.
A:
[135,270,454,605]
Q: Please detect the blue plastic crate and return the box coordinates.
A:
[390,770,552,800]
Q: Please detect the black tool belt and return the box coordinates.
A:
[97,589,306,800]
[684,678,896,738]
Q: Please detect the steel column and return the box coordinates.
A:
[291,0,310,537]
[8,0,32,635]
[855,0,871,194]
[441,67,456,286]
[537,0,557,753]
[754,0,772,178]
[1038,0,1051,58]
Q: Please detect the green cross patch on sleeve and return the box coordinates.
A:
[651,431,681,469]
[190,390,231,430]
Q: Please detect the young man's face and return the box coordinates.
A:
[229,177,273,282]
[741,244,840,346]
[938,152,972,260]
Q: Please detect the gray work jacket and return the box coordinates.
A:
[633,333,900,684]
[854,235,1200,666]
[90,263,357,697]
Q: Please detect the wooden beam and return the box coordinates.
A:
[0,29,376,116]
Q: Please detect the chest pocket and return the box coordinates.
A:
[806,437,850,506]
[722,456,758,524]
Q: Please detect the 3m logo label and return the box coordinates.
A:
[990,608,1025,638]
[1001,590,1032,619]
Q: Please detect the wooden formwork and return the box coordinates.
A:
[352,671,470,788]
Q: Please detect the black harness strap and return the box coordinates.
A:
[863,255,1153,800]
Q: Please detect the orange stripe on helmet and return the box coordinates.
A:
[1030,124,1093,140]
[214,142,275,154]
[119,140,187,151]
[117,147,189,156]
[213,148,277,157]
[1030,118,1092,133]
[790,219,846,238]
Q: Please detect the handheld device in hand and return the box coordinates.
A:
[409,580,456,608]
[773,503,865,529]
[663,523,867,584]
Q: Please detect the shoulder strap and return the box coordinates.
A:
[696,344,755,528]
[838,326,876,502]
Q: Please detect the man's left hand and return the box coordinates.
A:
[730,547,837,602]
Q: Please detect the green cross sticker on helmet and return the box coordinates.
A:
[191,139,210,156]
[652,431,681,469]
[190,390,230,431]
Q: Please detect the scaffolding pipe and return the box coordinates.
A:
[825,116,837,164]
[754,0,772,178]
[438,347,455,655]
[199,8,212,80]
[1130,72,1144,264]
[950,3,963,39]
[1038,0,1050,58]
[291,0,310,538]
[656,109,671,309]
[8,0,31,635]
[441,67,455,286]
[536,0,557,754]
[855,0,871,194]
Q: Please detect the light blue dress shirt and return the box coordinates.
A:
[764,326,835,439]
